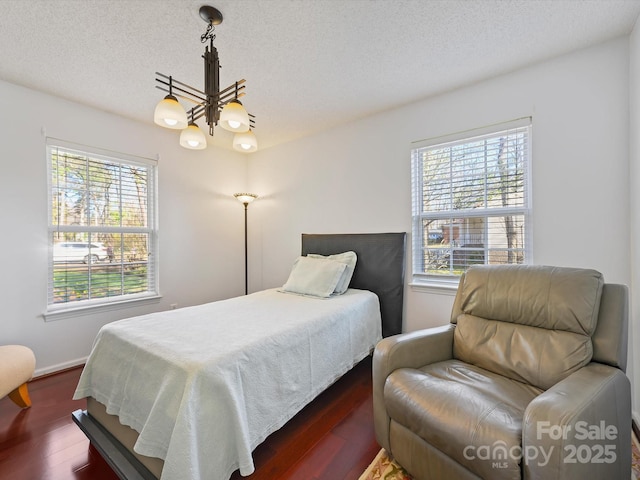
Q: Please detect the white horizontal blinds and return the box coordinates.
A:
[412,119,530,277]
[48,142,157,307]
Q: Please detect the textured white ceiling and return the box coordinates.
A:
[1,0,639,150]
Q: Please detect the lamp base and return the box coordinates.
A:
[199,5,223,25]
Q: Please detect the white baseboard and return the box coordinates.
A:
[34,356,87,378]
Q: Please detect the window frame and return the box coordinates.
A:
[44,138,160,320]
[410,118,532,288]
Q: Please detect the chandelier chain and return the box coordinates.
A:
[201,22,216,44]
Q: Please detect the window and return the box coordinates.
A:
[47,140,158,314]
[411,118,531,283]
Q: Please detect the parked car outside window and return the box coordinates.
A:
[427,232,444,244]
[53,242,109,264]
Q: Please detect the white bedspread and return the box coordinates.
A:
[73,288,381,480]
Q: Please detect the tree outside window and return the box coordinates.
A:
[411,119,531,279]
[47,141,158,310]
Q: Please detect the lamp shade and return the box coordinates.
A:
[234,193,258,204]
[154,95,188,129]
[233,129,258,153]
[220,100,250,132]
[179,123,207,150]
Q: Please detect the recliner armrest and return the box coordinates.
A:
[374,324,456,374]
[372,324,455,451]
[522,363,631,480]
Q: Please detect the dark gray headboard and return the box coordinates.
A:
[301,233,406,337]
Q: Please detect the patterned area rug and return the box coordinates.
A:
[360,433,640,480]
[358,449,411,480]
[634,432,640,480]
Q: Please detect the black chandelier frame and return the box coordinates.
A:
[154,5,255,137]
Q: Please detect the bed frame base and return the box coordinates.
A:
[72,409,157,480]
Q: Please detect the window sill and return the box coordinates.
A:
[43,294,162,322]
[409,278,460,296]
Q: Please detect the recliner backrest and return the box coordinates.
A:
[592,283,628,371]
[451,265,604,390]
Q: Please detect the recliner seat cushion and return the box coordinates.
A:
[385,360,543,480]
[453,265,603,389]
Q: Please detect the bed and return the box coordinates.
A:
[72,232,406,480]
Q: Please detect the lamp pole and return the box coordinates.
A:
[233,193,258,295]
[242,200,249,295]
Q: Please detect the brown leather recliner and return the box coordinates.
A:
[373,265,631,480]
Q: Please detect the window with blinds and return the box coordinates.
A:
[47,140,158,312]
[411,119,531,280]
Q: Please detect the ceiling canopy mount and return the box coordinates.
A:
[198,5,223,25]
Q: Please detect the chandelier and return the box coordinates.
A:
[153,5,257,152]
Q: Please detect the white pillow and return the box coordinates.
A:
[308,251,357,295]
[281,256,347,298]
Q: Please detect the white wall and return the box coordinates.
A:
[0,80,248,375]
[629,17,640,427]
[248,37,633,402]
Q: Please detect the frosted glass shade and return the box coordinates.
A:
[233,129,258,153]
[234,193,258,204]
[154,95,188,129]
[220,100,250,132]
[179,123,207,150]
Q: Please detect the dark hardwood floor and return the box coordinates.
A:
[0,357,379,480]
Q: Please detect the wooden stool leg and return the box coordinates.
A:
[8,382,32,408]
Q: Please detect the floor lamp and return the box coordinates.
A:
[234,193,258,295]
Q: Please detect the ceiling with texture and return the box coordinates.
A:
[1,0,640,151]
